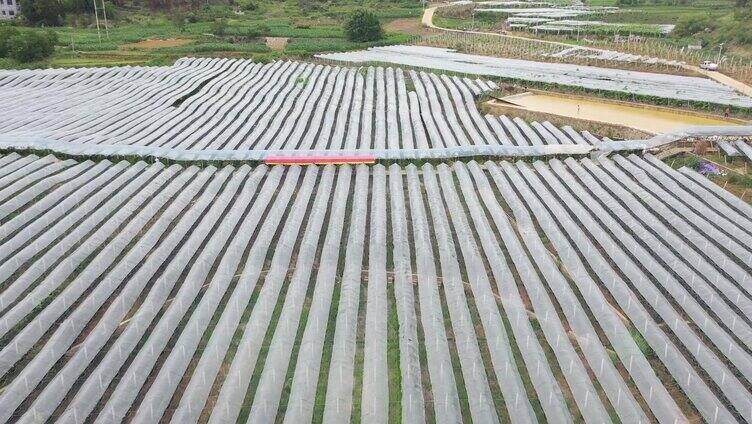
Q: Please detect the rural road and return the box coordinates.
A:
[687,65,752,97]
[422,4,752,98]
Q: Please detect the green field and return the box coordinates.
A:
[0,0,422,69]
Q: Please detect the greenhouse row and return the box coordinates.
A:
[0,58,620,152]
[319,46,752,108]
[0,152,750,422]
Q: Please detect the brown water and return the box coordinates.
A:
[503,93,741,134]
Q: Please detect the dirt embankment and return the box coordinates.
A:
[122,38,194,50]
[482,99,652,140]
[265,37,289,51]
[385,17,432,36]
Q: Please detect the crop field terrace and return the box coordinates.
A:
[318,46,752,109]
[0,151,751,422]
[1,54,752,424]
[0,58,609,150]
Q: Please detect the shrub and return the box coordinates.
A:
[237,0,257,11]
[245,24,269,38]
[44,28,58,45]
[673,15,715,37]
[100,1,116,21]
[7,30,56,62]
[0,26,21,58]
[298,0,322,13]
[63,0,93,14]
[172,12,186,32]
[211,18,228,36]
[344,9,383,42]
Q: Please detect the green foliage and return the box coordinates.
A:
[237,0,258,11]
[243,23,269,37]
[616,0,695,4]
[0,26,21,58]
[20,0,65,26]
[44,28,59,45]
[717,9,752,44]
[2,0,424,69]
[298,0,323,14]
[6,29,57,62]
[344,9,383,42]
[727,172,752,189]
[172,12,186,32]
[211,18,228,36]
[63,0,93,14]
[673,14,716,37]
[100,2,117,21]
[673,7,752,45]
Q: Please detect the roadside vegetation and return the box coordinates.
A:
[0,26,57,63]
[0,0,421,69]
[668,149,752,203]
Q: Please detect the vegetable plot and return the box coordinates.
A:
[0,152,750,422]
[318,45,752,108]
[0,58,613,151]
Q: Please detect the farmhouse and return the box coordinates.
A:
[0,0,17,19]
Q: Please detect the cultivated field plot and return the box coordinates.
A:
[546,46,684,67]
[0,152,751,423]
[319,46,752,108]
[418,33,687,73]
[719,140,752,163]
[0,58,605,151]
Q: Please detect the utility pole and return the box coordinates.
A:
[717,42,724,64]
[93,0,101,42]
[101,0,110,39]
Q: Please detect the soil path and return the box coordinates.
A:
[121,38,193,50]
[686,65,752,98]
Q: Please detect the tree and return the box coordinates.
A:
[7,30,57,62]
[344,10,383,42]
[20,0,65,26]
[63,0,93,14]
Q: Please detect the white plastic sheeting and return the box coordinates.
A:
[0,153,750,423]
[0,136,596,161]
[736,140,752,163]
[0,58,613,152]
[318,46,752,108]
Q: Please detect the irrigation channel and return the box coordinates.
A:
[0,150,751,423]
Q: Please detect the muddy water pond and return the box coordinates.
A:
[501,93,743,134]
